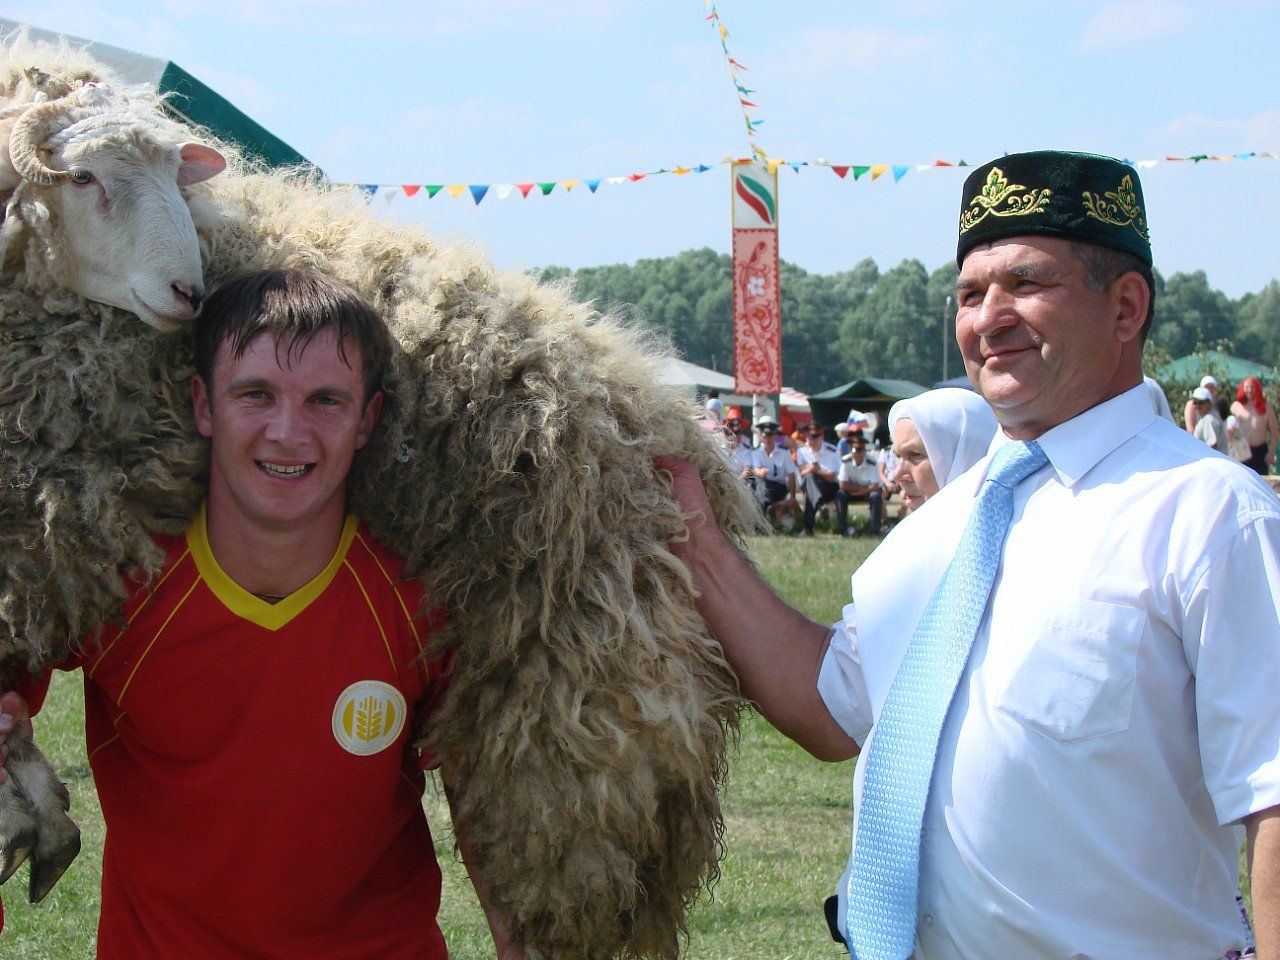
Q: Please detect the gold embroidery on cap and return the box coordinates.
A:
[1081,175,1149,241]
[959,167,1053,234]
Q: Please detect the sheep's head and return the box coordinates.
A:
[4,82,226,330]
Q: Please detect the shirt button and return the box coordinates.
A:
[923,914,935,927]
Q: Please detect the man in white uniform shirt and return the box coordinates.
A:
[836,436,884,536]
[658,150,1280,959]
[751,416,797,521]
[797,424,846,536]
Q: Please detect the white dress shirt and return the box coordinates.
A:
[753,444,797,484]
[797,442,841,477]
[838,456,880,488]
[818,384,1280,959]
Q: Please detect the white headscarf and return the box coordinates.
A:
[888,388,998,488]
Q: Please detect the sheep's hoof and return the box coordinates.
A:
[28,826,80,903]
[0,825,35,887]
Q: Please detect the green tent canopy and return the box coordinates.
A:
[1154,350,1278,385]
[807,377,929,438]
[2,19,315,172]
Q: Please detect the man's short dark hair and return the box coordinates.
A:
[1070,242,1157,342]
[195,268,394,404]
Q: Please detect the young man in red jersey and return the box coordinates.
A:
[0,269,521,959]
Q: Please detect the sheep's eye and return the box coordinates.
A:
[69,169,95,185]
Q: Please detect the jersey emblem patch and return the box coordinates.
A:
[331,680,408,756]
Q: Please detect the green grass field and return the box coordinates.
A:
[1,531,1250,957]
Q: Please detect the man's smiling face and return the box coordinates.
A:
[191,327,382,538]
[955,236,1130,439]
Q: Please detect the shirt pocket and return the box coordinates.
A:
[996,597,1145,744]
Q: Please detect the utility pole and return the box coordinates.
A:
[941,295,953,382]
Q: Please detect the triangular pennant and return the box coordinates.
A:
[516,183,535,198]
[729,57,747,70]
[788,162,803,172]
[832,165,849,179]
[401,185,421,197]
[1165,156,1185,161]
[357,184,377,199]
[915,164,933,173]
[696,164,712,173]
[606,176,627,186]
[426,184,444,198]
[892,165,910,183]
[561,179,579,192]
[445,184,466,198]
[538,182,556,195]
[1236,152,1255,160]
[870,165,891,181]
[469,184,489,205]
[934,159,953,166]
[1136,160,1159,170]
[628,173,647,182]
[739,99,758,108]
[1190,154,1209,162]
[672,166,691,175]
[381,186,399,203]
[767,158,784,175]
[495,184,515,200]
[957,159,969,166]
[585,179,601,192]
[852,165,870,180]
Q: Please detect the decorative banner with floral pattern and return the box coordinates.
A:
[732,161,781,394]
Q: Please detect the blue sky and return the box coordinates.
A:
[10,1,1280,296]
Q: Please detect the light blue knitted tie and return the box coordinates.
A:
[845,440,1049,960]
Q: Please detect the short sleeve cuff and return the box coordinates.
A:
[817,621,873,745]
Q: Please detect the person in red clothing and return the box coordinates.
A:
[0,268,521,959]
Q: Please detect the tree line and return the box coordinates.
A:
[539,248,1280,396]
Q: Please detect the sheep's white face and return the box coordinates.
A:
[49,134,225,331]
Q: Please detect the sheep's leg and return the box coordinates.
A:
[4,726,79,902]
[0,763,37,887]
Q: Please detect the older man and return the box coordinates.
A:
[797,424,844,536]
[660,150,1280,959]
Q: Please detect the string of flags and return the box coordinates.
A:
[704,0,767,160]
[345,152,1280,205]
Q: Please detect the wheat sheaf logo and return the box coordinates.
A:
[331,680,408,757]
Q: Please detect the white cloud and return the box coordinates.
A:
[770,25,943,80]
[1080,1,1196,50]
[1154,108,1280,151]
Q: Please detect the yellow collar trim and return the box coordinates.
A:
[186,504,359,632]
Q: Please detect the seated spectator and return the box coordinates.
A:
[704,389,724,421]
[1191,386,1229,455]
[725,411,756,489]
[796,423,842,536]
[836,436,883,536]
[1230,375,1277,474]
[751,416,798,522]
[834,422,851,457]
[1184,375,1218,432]
[887,387,998,512]
[876,442,904,521]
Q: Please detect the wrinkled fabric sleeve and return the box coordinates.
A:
[1184,513,1280,825]
[817,601,874,746]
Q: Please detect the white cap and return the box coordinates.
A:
[1200,376,1218,389]
[755,414,779,427]
[1192,387,1213,402]
[834,422,850,435]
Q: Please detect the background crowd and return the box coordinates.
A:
[710,370,1278,540]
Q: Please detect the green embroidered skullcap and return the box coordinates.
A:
[956,150,1152,266]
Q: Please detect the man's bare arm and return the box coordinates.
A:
[1247,806,1280,958]
[445,781,525,960]
[656,456,858,761]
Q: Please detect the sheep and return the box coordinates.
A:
[0,34,765,959]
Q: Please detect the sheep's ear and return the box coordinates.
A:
[177,143,226,186]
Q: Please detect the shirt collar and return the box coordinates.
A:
[985,383,1158,490]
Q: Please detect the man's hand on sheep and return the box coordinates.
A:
[0,693,32,787]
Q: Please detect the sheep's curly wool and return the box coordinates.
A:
[0,39,765,959]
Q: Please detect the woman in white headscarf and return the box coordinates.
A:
[887,388,998,511]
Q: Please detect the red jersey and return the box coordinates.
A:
[71,507,448,960]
